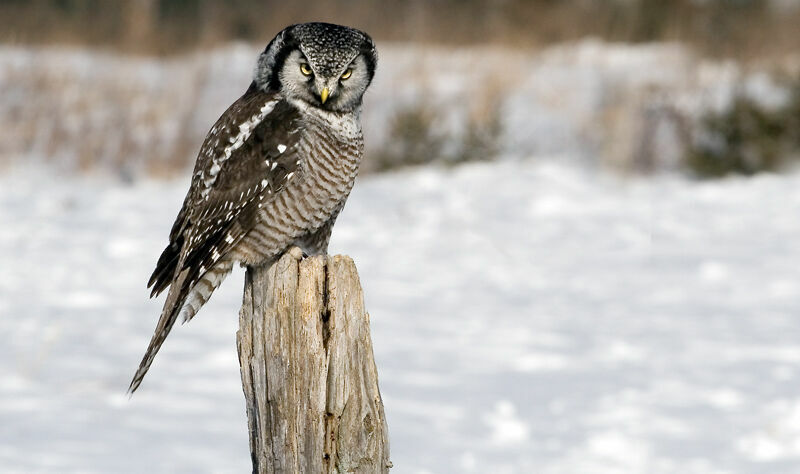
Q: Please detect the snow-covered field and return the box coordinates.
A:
[1,160,798,473]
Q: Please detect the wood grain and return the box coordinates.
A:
[237,249,390,473]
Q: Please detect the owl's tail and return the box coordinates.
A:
[128,260,233,393]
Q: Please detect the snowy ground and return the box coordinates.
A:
[1,160,799,473]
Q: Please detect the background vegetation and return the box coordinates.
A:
[2,0,800,178]
[687,80,800,177]
[1,0,799,59]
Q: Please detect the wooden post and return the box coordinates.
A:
[237,249,391,473]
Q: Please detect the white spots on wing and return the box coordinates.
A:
[212,249,221,261]
[286,172,294,181]
[208,162,220,177]
[199,265,206,274]
[225,234,234,244]
[277,144,287,153]
[238,121,252,135]
[200,99,278,199]
[270,162,277,170]
[261,179,268,188]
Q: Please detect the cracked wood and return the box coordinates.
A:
[237,249,390,473]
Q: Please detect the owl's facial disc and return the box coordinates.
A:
[279,49,370,112]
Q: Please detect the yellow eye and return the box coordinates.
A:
[340,68,353,80]
[300,63,313,76]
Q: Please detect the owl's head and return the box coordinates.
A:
[254,23,377,113]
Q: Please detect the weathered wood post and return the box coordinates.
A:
[237,248,390,473]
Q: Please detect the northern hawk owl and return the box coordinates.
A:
[129,23,377,392]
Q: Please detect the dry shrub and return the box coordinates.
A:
[686,77,800,177]
[599,87,692,175]
[457,104,503,165]
[0,50,210,178]
[371,96,503,172]
[371,102,446,172]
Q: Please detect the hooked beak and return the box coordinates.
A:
[320,87,330,104]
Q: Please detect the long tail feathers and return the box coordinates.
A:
[128,261,232,393]
[128,269,188,394]
[179,260,233,324]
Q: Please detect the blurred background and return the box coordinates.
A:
[1,1,799,473]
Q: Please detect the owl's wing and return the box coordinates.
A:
[148,88,303,297]
[129,89,304,393]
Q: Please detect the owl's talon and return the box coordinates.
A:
[287,246,304,261]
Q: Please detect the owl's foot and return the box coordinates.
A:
[287,246,305,261]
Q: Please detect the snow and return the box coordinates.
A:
[1,160,799,473]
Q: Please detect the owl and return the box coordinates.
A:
[129,23,377,393]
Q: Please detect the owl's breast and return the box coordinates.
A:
[238,114,363,264]
[291,112,362,212]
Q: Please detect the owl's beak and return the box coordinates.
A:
[320,87,330,104]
